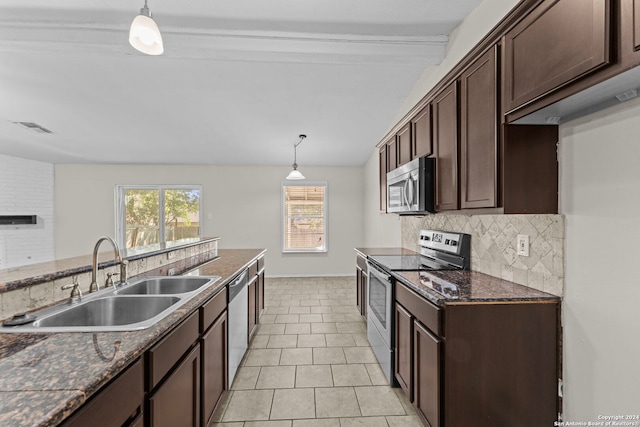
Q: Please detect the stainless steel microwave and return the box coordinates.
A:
[386,156,435,213]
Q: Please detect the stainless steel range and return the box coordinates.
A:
[366,229,471,384]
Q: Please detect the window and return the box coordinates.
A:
[115,185,202,251]
[282,182,327,253]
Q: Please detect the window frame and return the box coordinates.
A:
[281,181,328,254]
[115,184,203,251]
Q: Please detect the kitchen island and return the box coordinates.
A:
[0,248,265,427]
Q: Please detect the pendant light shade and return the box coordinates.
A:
[286,168,305,180]
[129,1,163,55]
[286,135,307,180]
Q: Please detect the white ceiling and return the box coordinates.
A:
[0,0,482,166]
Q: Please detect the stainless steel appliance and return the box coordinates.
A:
[227,269,248,386]
[366,229,471,384]
[386,156,435,214]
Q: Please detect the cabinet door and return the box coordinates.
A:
[257,270,265,319]
[360,269,367,319]
[433,81,459,212]
[460,47,498,209]
[635,0,640,50]
[394,303,413,398]
[411,104,432,159]
[619,0,640,66]
[202,312,227,427]
[387,139,398,172]
[356,266,364,315]
[379,148,387,213]
[150,344,201,427]
[413,321,441,427]
[503,0,611,113]
[397,123,412,166]
[248,279,257,339]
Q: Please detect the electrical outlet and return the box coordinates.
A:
[517,234,529,256]
[167,251,175,260]
[168,268,176,276]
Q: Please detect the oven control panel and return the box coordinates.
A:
[419,229,465,254]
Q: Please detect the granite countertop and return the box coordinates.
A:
[354,247,418,257]
[0,237,221,292]
[0,248,265,427]
[394,270,560,307]
[355,246,559,306]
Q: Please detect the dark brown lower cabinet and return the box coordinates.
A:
[394,303,412,396]
[356,256,368,319]
[149,344,201,427]
[61,359,144,427]
[202,312,227,427]
[248,278,257,339]
[355,268,367,318]
[413,320,441,427]
[257,269,265,318]
[394,281,559,427]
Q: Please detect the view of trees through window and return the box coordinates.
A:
[121,187,201,249]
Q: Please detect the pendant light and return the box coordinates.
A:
[286,134,307,180]
[129,0,164,55]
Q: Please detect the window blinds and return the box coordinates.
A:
[283,184,326,252]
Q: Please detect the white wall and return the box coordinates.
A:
[362,150,401,247]
[559,98,640,420]
[0,154,54,269]
[55,164,363,276]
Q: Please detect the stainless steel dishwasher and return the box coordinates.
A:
[227,269,248,386]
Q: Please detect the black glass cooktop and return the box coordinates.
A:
[368,255,457,272]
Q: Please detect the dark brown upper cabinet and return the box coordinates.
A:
[634,0,640,50]
[432,81,459,212]
[386,138,398,172]
[620,0,640,66]
[379,148,387,213]
[411,104,432,159]
[397,123,412,166]
[503,0,611,114]
[460,47,498,209]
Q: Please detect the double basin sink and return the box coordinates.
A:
[1,276,221,333]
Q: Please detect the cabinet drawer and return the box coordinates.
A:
[200,287,227,333]
[148,311,199,390]
[395,282,441,336]
[257,255,265,272]
[62,359,143,427]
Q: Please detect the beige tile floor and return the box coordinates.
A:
[212,277,422,427]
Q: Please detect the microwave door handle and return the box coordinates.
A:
[403,179,410,208]
[406,177,415,207]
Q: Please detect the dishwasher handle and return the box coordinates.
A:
[228,269,248,302]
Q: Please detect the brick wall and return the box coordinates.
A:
[0,154,55,269]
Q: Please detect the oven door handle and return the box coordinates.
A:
[368,262,391,282]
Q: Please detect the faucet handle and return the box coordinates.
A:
[105,272,119,287]
[61,280,82,302]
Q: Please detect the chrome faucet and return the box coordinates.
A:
[89,236,128,292]
[61,280,82,303]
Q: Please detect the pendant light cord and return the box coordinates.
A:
[293,134,306,165]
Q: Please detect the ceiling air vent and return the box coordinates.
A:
[13,121,53,134]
